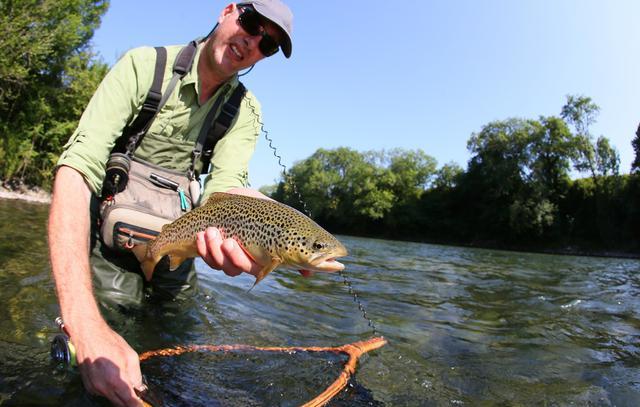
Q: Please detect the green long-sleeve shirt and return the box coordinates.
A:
[57,42,262,200]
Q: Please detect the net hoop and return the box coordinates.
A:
[139,336,387,407]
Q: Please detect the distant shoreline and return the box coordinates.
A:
[0,186,51,204]
[2,186,637,260]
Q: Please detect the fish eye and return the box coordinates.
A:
[312,242,325,250]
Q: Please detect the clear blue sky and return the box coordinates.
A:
[92,1,639,189]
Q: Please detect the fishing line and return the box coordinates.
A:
[245,97,381,337]
[246,97,311,216]
[49,64,385,407]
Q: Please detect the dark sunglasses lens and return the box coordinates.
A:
[238,9,261,36]
[259,37,279,57]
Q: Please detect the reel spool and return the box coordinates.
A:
[103,153,132,196]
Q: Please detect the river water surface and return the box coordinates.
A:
[0,198,639,406]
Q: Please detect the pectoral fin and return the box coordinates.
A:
[248,258,282,291]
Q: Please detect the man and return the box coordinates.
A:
[48,1,293,406]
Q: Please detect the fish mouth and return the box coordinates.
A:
[307,248,348,272]
[310,257,345,272]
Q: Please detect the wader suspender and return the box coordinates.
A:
[192,82,247,176]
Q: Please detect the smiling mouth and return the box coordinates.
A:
[230,44,243,60]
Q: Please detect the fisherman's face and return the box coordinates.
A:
[207,3,282,76]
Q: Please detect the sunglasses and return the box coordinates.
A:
[237,6,280,57]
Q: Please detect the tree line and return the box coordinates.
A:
[0,0,108,189]
[268,96,640,255]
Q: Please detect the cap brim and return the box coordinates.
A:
[279,37,292,58]
[252,4,292,58]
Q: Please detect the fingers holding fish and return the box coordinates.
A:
[196,228,225,272]
[197,227,260,278]
[221,238,263,277]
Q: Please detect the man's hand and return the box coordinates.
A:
[196,187,266,278]
[195,187,313,279]
[74,322,144,407]
[196,227,262,277]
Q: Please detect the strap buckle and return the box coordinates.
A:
[202,148,213,159]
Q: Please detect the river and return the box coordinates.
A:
[0,198,638,406]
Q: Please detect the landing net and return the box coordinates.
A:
[138,336,386,406]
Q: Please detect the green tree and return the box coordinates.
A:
[560,95,599,177]
[386,148,437,197]
[559,95,619,180]
[460,116,581,241]
[0,0,109,188]
[594,136,620,177]
[274,147,438,236]
[381,149,437,235]
[275,148,395,231]
[433,162,463,190]
[630,123,640,174]
[528,116,577,200]
[559,95,625,245]
[461,118,535,239]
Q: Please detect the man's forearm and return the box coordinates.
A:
[48,166,104,336]
[48,166,144,405]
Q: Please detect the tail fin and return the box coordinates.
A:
[131,244,159,281]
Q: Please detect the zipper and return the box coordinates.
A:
[115,224,159,248]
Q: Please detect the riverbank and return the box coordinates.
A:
[0,185,51,204]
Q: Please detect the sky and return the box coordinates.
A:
[91,0,640,189]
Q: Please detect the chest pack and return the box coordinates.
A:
[99,39,247,251]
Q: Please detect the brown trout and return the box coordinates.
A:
[132,192,348,286]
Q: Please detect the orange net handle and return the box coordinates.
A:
[139,336,387,407]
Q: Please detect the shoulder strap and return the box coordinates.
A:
[118,41,198,155]
[192,82,247,175]
[116,46,166,154]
